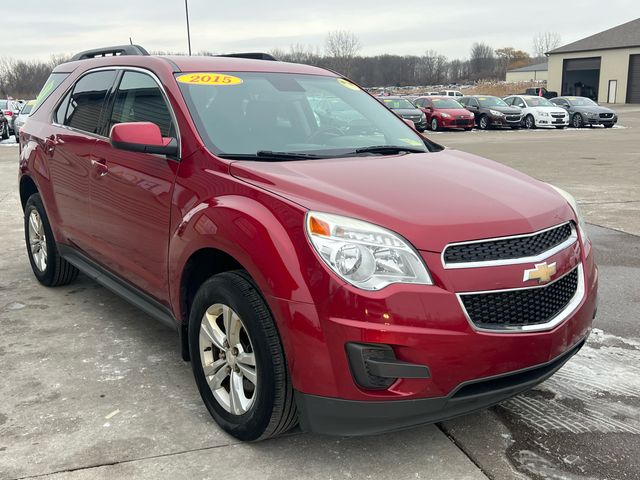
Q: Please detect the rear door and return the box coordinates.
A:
[47,70,117,251]
[87,69,179,302]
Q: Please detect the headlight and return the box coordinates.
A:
[587,112,597,117]
[421,113,426,121]
[489,110,503,116]
[441,112,451,118]
[539,111,550,117]
[306,212,433,290]
[547,185,589,243]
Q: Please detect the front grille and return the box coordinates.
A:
[454,119,472,125]
[599,113,613,119]
[506,115,521,122]
[552,113,565,118]
[443,223,573,265]
[403,115,421,121]
[460,267,579,330]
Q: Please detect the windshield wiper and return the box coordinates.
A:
[352,145,426,155]
[219,151,330,161]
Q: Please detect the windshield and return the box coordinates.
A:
[477,96,508,107]
[0,100,7,109]
[567,97,597,106]
[431,98,463,108]
[20,101,35,115]
[177,72,429,157]
[525,96,553,107]
[382,98,416,109]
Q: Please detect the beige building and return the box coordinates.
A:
[547,18,640,104]
[506,62,548,82]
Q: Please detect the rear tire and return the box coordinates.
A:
[189,271,297,441]
[24,194,79,286]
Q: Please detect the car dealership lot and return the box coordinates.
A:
[0,106,638,479]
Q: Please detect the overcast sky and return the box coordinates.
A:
[7,1,639,60]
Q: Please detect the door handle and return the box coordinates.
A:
[91,157,108,177]
[44,135,56,156]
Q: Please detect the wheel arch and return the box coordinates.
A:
[19,175,39,211]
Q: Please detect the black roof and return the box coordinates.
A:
[547,18,640,55]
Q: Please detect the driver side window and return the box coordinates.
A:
[110,71,175,138]
[513,97,526,108]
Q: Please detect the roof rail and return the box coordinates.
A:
[70,45,150,61]
[216,52,278,61]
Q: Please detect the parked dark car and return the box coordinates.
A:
[0,111,9,140]
[458,95,523,130]
[0,99,20,135]
[550,96,617,128]
[523,87,558,99]
[379,96,427,132]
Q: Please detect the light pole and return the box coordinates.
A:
[185,0,192,55]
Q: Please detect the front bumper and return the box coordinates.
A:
[490,115,522,127]
[535,116,569,126]
[440,116,475,129]
[296,336,586,436]
[587,115,617,126]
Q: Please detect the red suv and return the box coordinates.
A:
[18,45,598,441]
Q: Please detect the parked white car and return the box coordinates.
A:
[503,95,569,129]
[439,90,463,97]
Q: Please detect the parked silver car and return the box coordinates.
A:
[13,100,35,140]
[0,99,21,135]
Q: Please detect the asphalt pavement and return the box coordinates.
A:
[0,106,638,479]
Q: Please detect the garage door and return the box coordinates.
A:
[627,54,640,104]
[562,57,601,100]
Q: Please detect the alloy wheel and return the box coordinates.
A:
[572,114,583,128]
[479,116,488,130]
[199,303,257,415]
[525,115,534,129]
[28,210,47,272]
[431,118,438,131]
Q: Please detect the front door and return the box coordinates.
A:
[88,70,180,303]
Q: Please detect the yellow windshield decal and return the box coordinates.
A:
[177,73,243,86]
[337,78,360,90]
[400,138,423,146]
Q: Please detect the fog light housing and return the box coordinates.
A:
[345,343,430,390]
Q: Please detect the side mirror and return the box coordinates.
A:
[110,122,178,156]
[403,118,417,131]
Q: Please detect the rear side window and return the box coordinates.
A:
[32,73,69,113]
[109,71,174,137]
[60,70,117,134]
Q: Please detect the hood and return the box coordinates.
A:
[573,105,615,115]
[437,108,473,116]
[490,105,522,115]
[229,150,573,252]
[392,108,423,117]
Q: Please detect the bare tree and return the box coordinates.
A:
[325,30,362,59]
[469,42,496,80]
[532,32,561,57]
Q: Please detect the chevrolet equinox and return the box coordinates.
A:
[18,45,598,441]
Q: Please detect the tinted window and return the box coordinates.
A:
[468,98,479,107]
[109,71,174,137]
[64,70,117,134]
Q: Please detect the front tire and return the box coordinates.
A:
[478,115,490,130]
[24,194,79,286]
[523,115,536,129]
[571,113,584,128]
[188,271,297,441]
[430,118,438,131]
[1,123,8,140]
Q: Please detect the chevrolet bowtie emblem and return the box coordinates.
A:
[523,262,557,284]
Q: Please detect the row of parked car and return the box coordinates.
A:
[0,99,35,140]
[379,94,618,132]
